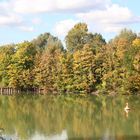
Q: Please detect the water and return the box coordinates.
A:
[0,94,139,140]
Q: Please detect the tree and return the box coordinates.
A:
[73,44,95,93]
[114,29,137,44]
[0,45,15,86]
[32,32,63,52]
[8,42,37,89]
[34,43,63,93]
[57,52,74,93]
[88,33,106,54]
[65,23,89,52]
[126,38,140,93]
[65,23,106,53]
[100,29,138,94]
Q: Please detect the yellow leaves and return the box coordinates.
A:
[117,38,128,48]
[103,71,113,80]
[133,51,140,72]
[116,49,125,60]
[73,50,81,61]
[114,38,128,60]
[72,44,96,92]
[131,38,140,72]
[132,38,140,47]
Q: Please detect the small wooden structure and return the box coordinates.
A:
[0,87,44,95]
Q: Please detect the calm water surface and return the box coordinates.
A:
[0,94,139,140]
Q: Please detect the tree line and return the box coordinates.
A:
[0,23,140,94]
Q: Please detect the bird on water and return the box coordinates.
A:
[124,102,130,111]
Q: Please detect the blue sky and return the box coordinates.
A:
[0,0,140,45]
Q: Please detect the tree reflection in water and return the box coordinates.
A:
[0,94,139,140]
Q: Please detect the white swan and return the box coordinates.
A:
[124,102,130,111]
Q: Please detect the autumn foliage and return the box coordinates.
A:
[0,23,139,94]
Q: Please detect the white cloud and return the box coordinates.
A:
[53,19,79,37]
[0,0,140,35]
[0,0,22,26]
[56,0,110,12]
[18,26,34,32]
[13,0,56,14]
[77,4,140,32]
[13,0,110,14]
[0,14,22,26]
[0,1,11,14]
[32,18,42,25]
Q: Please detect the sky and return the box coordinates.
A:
[0,0,140,45]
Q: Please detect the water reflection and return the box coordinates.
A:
[30,130,67,140]
[124,102,130,118]
[124,109,130,118]
[0,95,139,140]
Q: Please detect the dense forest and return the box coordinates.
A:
[0,23,140,94]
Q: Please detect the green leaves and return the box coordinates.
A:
[65,23,89,52]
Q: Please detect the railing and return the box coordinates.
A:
[0,87,44,95]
